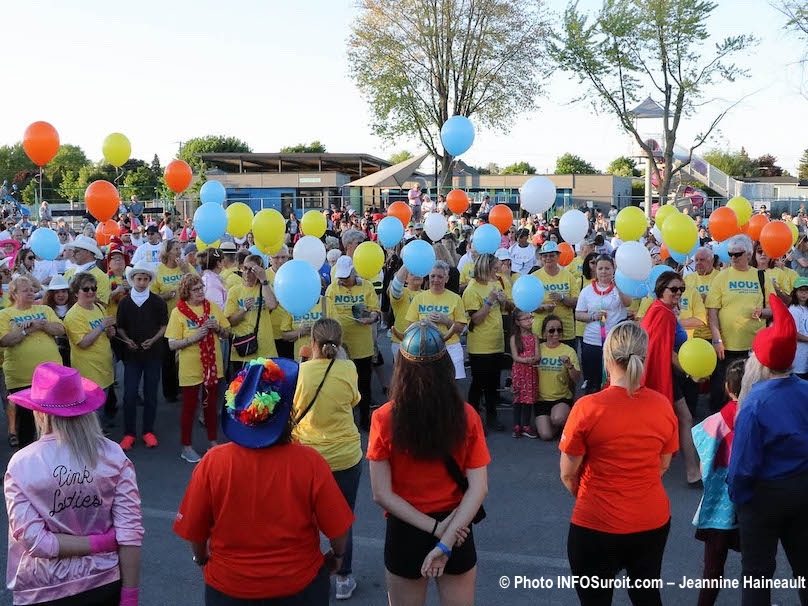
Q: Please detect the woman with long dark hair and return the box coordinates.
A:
[368,321,489,605]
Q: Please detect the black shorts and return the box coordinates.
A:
[534,399,571,417]
[384,512,477,580]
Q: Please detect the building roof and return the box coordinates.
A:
[736,176,801,184]
[349,152,430,187]
[198,152,392,178]
[630,96,665,119]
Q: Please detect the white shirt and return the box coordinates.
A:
[131,242,163,270]
[508,242,537,275]
[575,284,628,346]
[790,305,808,373]
[421,199,436,214]
[457,252,473,272]
[160,225,174,241]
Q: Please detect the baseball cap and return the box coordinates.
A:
[794,277,808,289]
[539,241,560,255]
[183,243,198,256]
[335,256,354,279]
[494,248,512,261]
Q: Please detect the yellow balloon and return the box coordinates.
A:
[353,241,385,279]
[256,238,284,255]
[226,202,254,238]
[727,196,752,226]
[661,213,698,254]
[678,338,717,380]
[195,237,221,250]
[653,204,679,228]
[615,206,648,241]
[300,210,327,238]
[788,221,799,246]
[102,133,131,168]
[252,209,286,244]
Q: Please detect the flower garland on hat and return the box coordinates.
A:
[224,358,285,426]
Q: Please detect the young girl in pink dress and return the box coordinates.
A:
[510,310,539,438]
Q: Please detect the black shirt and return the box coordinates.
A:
[116,293,169,362]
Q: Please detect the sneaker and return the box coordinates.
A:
[142,433,158,448]
[522,426,539,439]
[336,575,357,600]
[180,447,201,464]
[511,425,522,438]
[119,435,136,451]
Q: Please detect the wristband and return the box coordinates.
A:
[431,518,439,537]
[88,528,118,554]
[483,299,491,307]
[120,587,139,606]
[436,541,452,556]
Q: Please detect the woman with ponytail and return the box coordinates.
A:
[291,318,362,601]
[559,321,678,606]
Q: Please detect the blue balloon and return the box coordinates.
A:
[401,239,436,277]
[377,216,404,248]
[512,275,546,312]
[193,202,227,243]
[615,270,649,299]
[29,227,60,261]
[248,245,269,267]
[274,259,321,316]
[669,241,699,264]
[199,180,227,205]
[645,264,676,296]
[440,116,475,157]
[472,224,500,255]
[713,240,730,264]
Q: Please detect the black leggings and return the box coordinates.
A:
[9,386,36,448]
[567,520,670,606]
[353,356,373,430]
[31,581,121,606]
[468,353,501,421]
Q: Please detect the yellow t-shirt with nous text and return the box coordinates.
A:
[462,279,504,354]
[405,290,467,345]
[531,267,580,341]
[65,266,111,306]
[325,279,379,360]
[64,304,114,388]
[0,305,62,389]
[152,263,194,313]
[223,284,277,363]
[165,302,230,387]
[537,342,579,402]
[277,298,329,360]
[704,267,765,351]
[679,286,708,339]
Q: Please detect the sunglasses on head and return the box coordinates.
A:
[728,251,745,258]
[666,286,685,294]
[80,286,98,293]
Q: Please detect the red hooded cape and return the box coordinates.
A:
[640,299,676,403]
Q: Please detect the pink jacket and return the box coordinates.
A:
[4,434,143,605]
[202,270,228,310]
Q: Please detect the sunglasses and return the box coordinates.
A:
[80,286,98,293]
[728,251,745,258]
[25,256,34,261]
[546,327,562,334]
[666,286,685,294]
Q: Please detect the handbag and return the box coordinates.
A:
[294,358,336,424]
[442,454,486,524]
[232,292,263,357]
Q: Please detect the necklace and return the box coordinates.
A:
[591,280,614,296]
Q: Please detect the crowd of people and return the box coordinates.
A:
[1,195,807,606]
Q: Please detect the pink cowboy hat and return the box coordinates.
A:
[9,363,105,417]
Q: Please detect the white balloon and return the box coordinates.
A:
[615,241,653,281]
[559,209,589,244]
[424,212,448,242]
[293,235,326,269]
[520,176,556,214]
[651,225,663,243]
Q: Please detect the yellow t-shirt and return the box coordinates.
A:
[684,270,719,301]
[0,305,62,389]
[220,267,242,291]
[64,266,111,306]
[325,279,379,360]
[267,267,287,346]
[277,298,328,360]
[537,342,579,402]
[568,255,585,280]
[223,284,277,363]
[64,304,114,388]
[774,266,799,294]
[462,279,504,354]
[704,267,766,351]
[291,358,362,471]
[406,289,467,345]
[165,302,230,387]
[106,274,127,320]
[496,273,513,317]
[459,263,475,288]
[389,285,420,344]
[152,263,194,313]
[679,285,708,339]
[636,297,653,320]
[531,267,580,341]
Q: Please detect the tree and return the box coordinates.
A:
[348,0,549,188]
[388,150,414,164]
[280,141,327,153]
[606,156,640,177]
[179,136,252,171]
[774,1,808,42]
[122,166,161,201]
[501,161,537,175]
[799,148,808,179]
[703,148,754,177]
[753,154,784,177]
[551,0,755,203]
[0,144,36,186]
[555,153,598,175]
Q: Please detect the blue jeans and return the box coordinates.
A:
[123,358,161,436]
[333,462,362,576]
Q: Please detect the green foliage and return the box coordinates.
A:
[753,154,784,177]
[703,148,754,177]
[388,150,414,164]
[501,161,537,175]
[179,136,252,171]
[799,148,808,179]
[555,153,598,175]
[280,141,327,153]
[606,156,639,177]
[0,143,36,184]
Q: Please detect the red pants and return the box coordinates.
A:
[181,384,218,445]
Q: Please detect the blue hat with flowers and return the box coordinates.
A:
[221,357,299,449]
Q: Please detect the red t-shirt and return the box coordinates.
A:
[559,386,679,534]
[367,402,491,513]
[173,443,354,599]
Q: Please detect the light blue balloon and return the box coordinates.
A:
[29,227,61,261]
[669,241,699,264]
[615,270,649,299]
[472,224,500,255]
[402,239,436,277]
[377,216,404,249]
[645,264,676,296]
[512,275,545,312]
[713,240,730,264]
[274,259,321,316]
[193,202,227,243]
[248,245,269,267]
[199,180,227,205]
[440,116,475,157]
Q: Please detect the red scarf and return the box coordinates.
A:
[177,299,218,390]
[640,299,676,402]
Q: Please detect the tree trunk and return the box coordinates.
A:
[438,154,454,193]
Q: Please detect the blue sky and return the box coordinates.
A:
[2,0,806,174]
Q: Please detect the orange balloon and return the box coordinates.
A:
[760,221,793,259]
[488,204,513,234]
[738,221,749,235]
[558,242,574,266]
[747,214,769,242]
[659,244,671,261]
[85,180,120,222]
[708,207,740,242]
[387,201,412,226]
[95,220,121,246]
[23,121,60,167]
[164,159,193,194]
[446,189,470,214]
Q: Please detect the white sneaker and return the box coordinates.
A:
[335,575,357,600]
[180,447,201,463]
